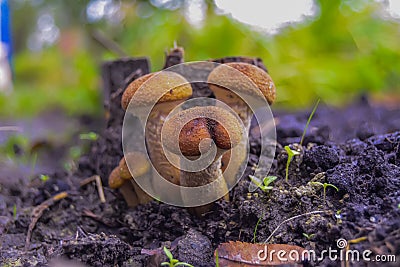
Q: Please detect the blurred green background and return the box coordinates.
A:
[1,0,400,118]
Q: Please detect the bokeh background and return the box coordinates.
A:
[1,0,400,118]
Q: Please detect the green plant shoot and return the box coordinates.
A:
[302,232,315,240]
[13,204,17,219]
[215,249,219,267]
[252,212,264,243]
[79,132,99,141]
[300,99,320,146]
[40,174,50,182]
[161,246,194,267]
[311,182,339,205]
[249,175,277,192]
[284,146,300,182]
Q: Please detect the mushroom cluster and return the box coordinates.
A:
[108,60,276,214]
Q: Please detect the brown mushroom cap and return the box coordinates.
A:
[119,151,150,180]
[207,62,276,105]
[121,71,193,110]
[108,167,124,189]
[162,106,243,156]
[178,117,212,157]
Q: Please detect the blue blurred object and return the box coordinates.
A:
[0,0,12,92]
[0,0,12,65]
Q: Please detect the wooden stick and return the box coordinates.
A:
[25,192,68,250]
[80,175,106,203]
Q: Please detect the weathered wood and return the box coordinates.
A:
[163,46,184,69]
[101,57,150,127]
[78,58,150,183]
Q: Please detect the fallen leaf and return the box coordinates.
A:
[215,241,307,266]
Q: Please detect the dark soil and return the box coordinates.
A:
[1,55,399,267]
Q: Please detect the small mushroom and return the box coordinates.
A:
[108,151,152,207]
[108,167,139,207]
[162,106,244,216]
[207,63,276,186]
[121,71,192,187]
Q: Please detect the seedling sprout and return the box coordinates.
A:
[311,182,339,206]
[249,175,277,192]
[300,99,320,146]
[302,233,315,240]
[252,212,264,243]
[161,246,194,267]
[284,99,320,182]
[284,146,300,182]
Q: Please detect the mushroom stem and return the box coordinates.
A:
[180,152,229,216]
[129,179,153,204]
[212,90,250,188]
[109,167,140,207]
[145,101,182,185]
[119,182,140,207]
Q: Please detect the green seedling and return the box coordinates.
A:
[252,212,264,243]
[284,99,320,183]
[284,146,300,182]
[311,182,339,206]
[215,249,220,267]
[300,99,320,146]
[79,132,99,141]
[13,204,17,219]
[249,175,277,192]
[40,174,50,182]
[161,246,194,267]
[302,233,315,240]
[69,146,82,160]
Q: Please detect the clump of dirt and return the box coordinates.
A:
[1,53,399,266]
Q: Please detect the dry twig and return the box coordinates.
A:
[25,191,68,250]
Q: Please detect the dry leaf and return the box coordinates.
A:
[215,241,307,266]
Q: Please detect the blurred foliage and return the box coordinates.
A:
[1,0,399,118]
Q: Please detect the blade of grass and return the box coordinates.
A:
[253,212,264,243]
[300,99,320,146]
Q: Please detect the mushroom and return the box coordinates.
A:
[121,71,192,188]
[108,151,152,207]
[207,63,276,186]
[162,106,244,216]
